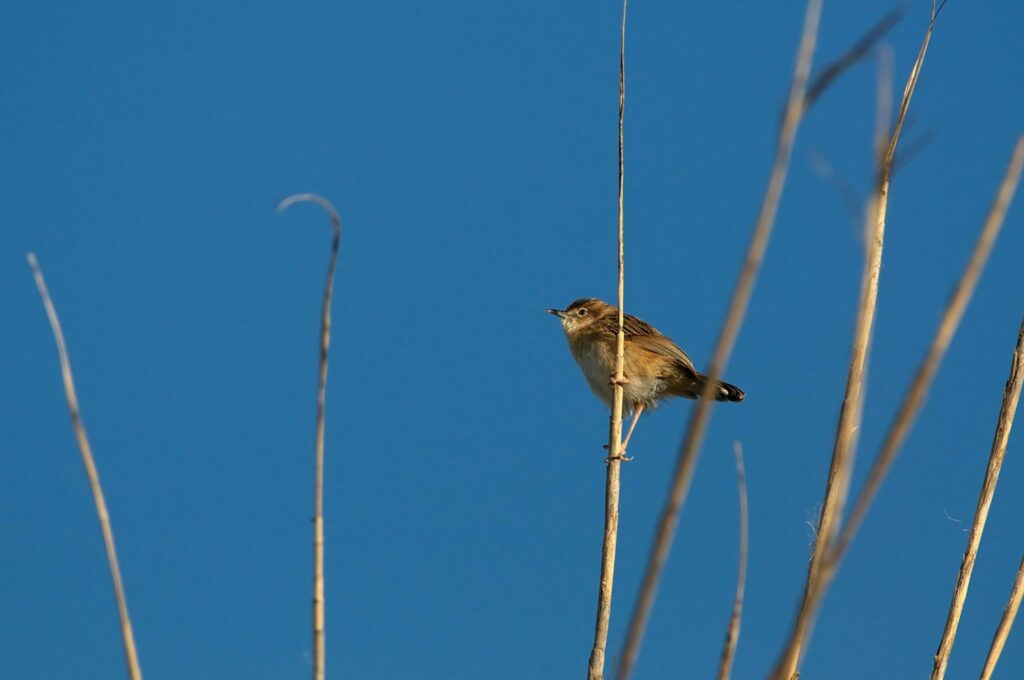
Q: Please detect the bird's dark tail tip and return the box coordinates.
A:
[716,381,745,402]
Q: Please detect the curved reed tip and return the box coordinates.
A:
[27,252,38,267]
[276,193,341,235]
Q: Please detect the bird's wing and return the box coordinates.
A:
[603,313,699,375]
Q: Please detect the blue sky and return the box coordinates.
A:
[3,1,1023,678]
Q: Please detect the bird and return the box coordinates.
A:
[547,297,744,455]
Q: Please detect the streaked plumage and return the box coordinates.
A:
[547,298,745,451]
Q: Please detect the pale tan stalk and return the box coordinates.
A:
[715,442,749,680]
[613,4,822,677]
[980,555,1024,680]
[931,315,1024,679]
[772,16,935,673]
[773,134,1024,679]
[587,3,628,679]
[615,7,911,675]
[799,46,891,614]
[277,194,342,680]
[27,253,143,680]
[774,133,1024,680]
[833,136,1024,566]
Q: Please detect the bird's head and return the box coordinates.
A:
[546,297,613,334]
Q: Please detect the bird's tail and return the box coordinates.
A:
[667,372,746,402]
[706,378,745,402]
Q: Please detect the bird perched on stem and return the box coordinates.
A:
[547,297,745,454]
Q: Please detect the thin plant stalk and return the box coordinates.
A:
[587,3,628,678]
[773,6,940,670]
[931,315,1024,680]
[614,2,822,676]
[833,135,1024,565]
[774,134,1024,679]
[617,8,907,675]
[27,253,143,680]
[715,442,749,680]
[980,555,1024,680]
[277,193,342,680]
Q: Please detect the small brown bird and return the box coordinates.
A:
[547,297,744,453]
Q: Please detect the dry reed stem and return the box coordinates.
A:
[775,134,1024,679]
[587,3,628,679]
[980,554,1024,680]
[277,194,342,680]
[27,253,143,680]
[772,26,919,677]
[614,3,823,677]
[774,6,946,673]
[931,315,1024,679]
[715,442,749,680]
[833,135,1024,566]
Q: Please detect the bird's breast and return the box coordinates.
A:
[570,335,615,407]
[573,333,675,411]
[568,334,666,410]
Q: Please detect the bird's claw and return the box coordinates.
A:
[608,373,630,387]
[603,443,633,462]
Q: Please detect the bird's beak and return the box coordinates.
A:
[546,308,566,318]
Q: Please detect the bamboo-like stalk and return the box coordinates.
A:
[27,253,143,680]
[772,5,940,672]
[587,3,628,679]
[277,194,342,680]
[614,3,822,676]
[931,315,1024,679]
[980,555,1024,680]
[715,442,749,680]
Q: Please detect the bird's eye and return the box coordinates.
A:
[577,308,588,317]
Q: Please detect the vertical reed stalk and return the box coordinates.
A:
[772,5,941,670]
[615,3,822,676]
[834,135,1024,565]
[28,253,143,680]
[715,442,749,680]
[931,315,1024,679]
[980,555,1024,680]
[587,3,628,679]
[774,134,1024,679]
[277,194,342,680]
